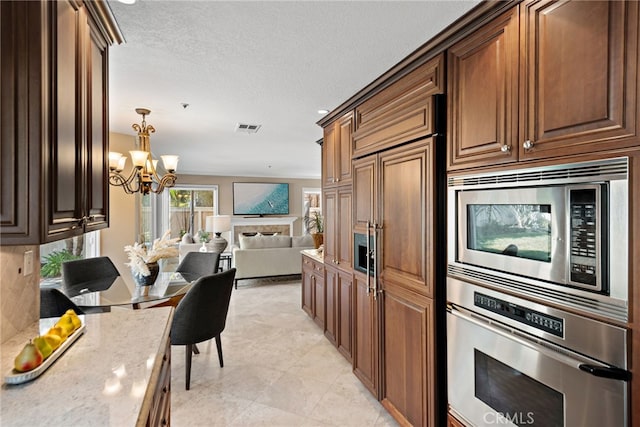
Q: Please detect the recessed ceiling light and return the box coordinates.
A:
[117,0,136,4]
[317,109,330,115]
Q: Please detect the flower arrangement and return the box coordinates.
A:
[197,229,211,243]
[125,230,180,277]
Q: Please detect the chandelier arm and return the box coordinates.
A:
[109,169,142,194]
[149,173,177,194]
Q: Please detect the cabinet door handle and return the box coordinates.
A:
[500,144,511,153]
[523,140,534,150]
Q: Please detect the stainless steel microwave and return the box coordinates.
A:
[447,158,629,322]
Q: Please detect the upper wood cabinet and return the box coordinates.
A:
[323,187,353,271]
[353,54,444,158]
[322,112,353,188]
[0,0,121,244]
[447,0,640,170]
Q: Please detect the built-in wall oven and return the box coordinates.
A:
[446,158,631,425]
[447,279,629,427]
[447,157,629,323]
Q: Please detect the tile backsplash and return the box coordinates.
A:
[0,245,39,343]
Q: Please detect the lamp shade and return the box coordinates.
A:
[211,215,231,233]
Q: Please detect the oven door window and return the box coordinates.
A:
[467,204,552,262]
[475,349,563,426]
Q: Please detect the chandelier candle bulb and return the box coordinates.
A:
[161,155,179,173]
[129,150,149,168]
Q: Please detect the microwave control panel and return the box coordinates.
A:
[474,292,564,337]
[569,188,599,287]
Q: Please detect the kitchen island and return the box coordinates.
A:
[1,307,173,426]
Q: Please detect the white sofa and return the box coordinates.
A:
[232,234,314,286]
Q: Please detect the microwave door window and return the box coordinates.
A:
[467,204,552,263]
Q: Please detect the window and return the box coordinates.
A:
[39,231,100,282]
[166,186,219,239]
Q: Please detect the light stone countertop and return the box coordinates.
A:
[0,307,173,426]
[301,248,324,264]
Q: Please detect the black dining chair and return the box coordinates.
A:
[175,252,221,283]
[170,268,236,390]
[40,288,85,318]
[61,256,120,297]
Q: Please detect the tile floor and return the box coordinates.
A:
[170,277,398,426]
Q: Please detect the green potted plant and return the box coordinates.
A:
[304,211,324,249]
[40,250,81,278]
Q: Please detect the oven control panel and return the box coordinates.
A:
[474,292,564,337]
[569,187,599,287]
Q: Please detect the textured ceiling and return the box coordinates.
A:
[107,0,480,179]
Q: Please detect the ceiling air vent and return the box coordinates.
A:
[235,123,262,134]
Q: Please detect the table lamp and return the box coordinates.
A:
[206,215,231,253]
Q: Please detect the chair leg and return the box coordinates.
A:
[215,335,224,367]
[185,343,193,390]
[234,279,238,290]
[193,344,200,354]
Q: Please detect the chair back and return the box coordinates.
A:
[40,288,85,318]
[171,268,236,346]
[61,256,120,297]
[176,252,221,283]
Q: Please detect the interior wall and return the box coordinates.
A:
[0,245,40,343]
[100,132,139,290]
[176,175,321,236]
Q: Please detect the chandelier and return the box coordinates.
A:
[108,108,179,195]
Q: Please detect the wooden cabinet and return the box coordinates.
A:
[0,0,120,244]
[323,187,353,271]
[301,253,325,328]
[382,285,435,427]
[322,111,353,188]
[352,137,443,425]
[353,270,380,397]
[353,139,437,298]
[448,0,640,170]
[353,55,444,158]
[325,265,354,362]
[147,336,171,427]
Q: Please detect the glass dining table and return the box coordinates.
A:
[41,272,193,310]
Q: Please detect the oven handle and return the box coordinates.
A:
[449,304,631,382]
[579,364,631,381]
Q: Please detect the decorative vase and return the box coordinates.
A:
[132,261,160,287]
[210,233,228,253]
[311,233,323,249]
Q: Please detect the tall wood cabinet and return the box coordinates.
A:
[352,137,443,426]
[323,112,354,187]
[0,0,122,245]
[448,0,639,170]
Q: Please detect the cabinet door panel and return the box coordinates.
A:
[337,188,352,269]
[322,125,337,186]
[50,0,83,231]
[0,1,42,243]
[379,140,435,298]
[447,8,519,170]
[353,272,378,397]
[338,113,353,184]
[352,156,376,234]
[323,189,337,265]
[337,270,353,362]
[382,286,434,427]
[313,272,325,328]
[85,24,109,231]
[302,263,314,317]
[520,0,639,159]
[324,266,337,345]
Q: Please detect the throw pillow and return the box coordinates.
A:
[181,233,194,244]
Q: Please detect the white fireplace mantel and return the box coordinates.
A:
[229,216,298,246]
